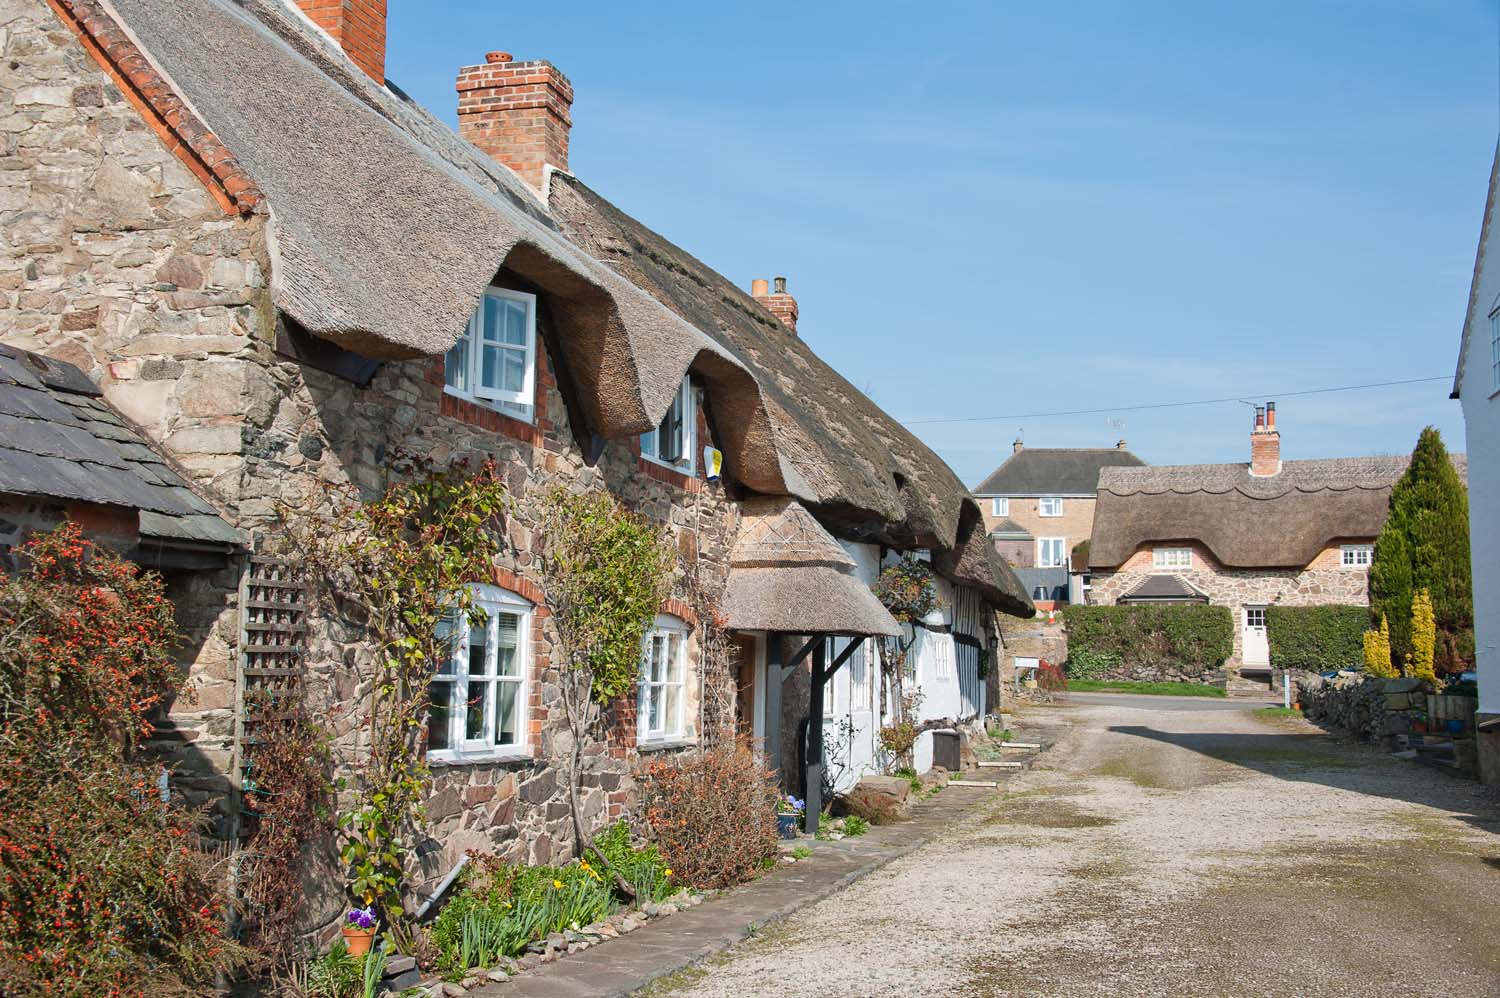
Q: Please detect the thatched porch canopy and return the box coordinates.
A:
[722,499,898,638]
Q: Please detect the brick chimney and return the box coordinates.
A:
[456,51,574,193]
[1250,401,1281,476]
[295,1,387,82]
[751,276,799,335]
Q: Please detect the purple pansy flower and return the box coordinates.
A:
[347,905,377,930]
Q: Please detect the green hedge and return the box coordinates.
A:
[1061,604,1234,672]
[1265,605,1366,672]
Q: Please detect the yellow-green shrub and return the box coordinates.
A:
[1362,614,1396,678]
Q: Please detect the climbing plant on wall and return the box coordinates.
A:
[286,461,511,930]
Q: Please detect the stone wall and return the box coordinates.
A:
[4,0,741,925]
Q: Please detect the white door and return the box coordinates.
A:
[1242,606,1269,667]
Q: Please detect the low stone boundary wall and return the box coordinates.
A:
[1298,674,1478,745]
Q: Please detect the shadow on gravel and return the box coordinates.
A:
[1107,724,1500,835]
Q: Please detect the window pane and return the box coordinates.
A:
[466,682,488,740]
[482,296,502,342]
[652,636,666,682]
[444,335,469,392]
[435,613,460,675]
[503,300,527,345]
[482,343,500,389]
[640,429,657,458]
[494,681,518,746]
[496,613,519,676]
[468,622,487,675]
[647,684,661,732]
[502,346,526,393]
[427,683,454,751]
[665,634,682,683]
[663,685,680,732]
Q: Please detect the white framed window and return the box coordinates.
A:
[1490,310,1499,392]
[1245,606,1267,630]
[1038,497,1063,517]
[427,584,532,764]
[1341,544,1373,568]
[640,376,696,474]
[1037,537,1066,568]
[991,497,1009,517]
[639,615,689,743]
[444,287,537,422]
[1153,547,1193,570]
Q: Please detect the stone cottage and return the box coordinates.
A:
[0,0,1029,919]
[1088,403,1461,680]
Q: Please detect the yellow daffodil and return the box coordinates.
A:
[664,868,673,878]
[552,879,564,890]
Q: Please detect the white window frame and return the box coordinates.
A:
[444,287,538,421]
[638,615,689,744]
[991,497,1009,517]
[1038,497,1063,517]
[1490,309,1499,393]
[640,376,696,475]
[427,584,532,765]
[1340,544,1373,569]
[1245,606,1267,630]
[1153,547,1193,570]
[1037,537,1066,568]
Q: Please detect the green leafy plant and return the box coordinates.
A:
[842,815,869,837]
[286,462,511,929]
[537,488,674,888]
[1264,605,1366,673]
[1060,604,1234,673]
[1063,647,1123,680]
[791,845,812,860]
[1370,427,1472,672]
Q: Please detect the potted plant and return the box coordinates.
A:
[341,905,378,956]
[775,795,804,839]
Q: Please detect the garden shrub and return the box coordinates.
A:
[1063,647,1121,680]
[1037,659,1068,692]
[1362,614,1397,678]
[0,524,251,994]
[1061,604,1233,673]
[1264,605,1366,672]
[641,743,779,889]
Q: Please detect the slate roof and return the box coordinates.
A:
[988,518,1032,539]
[974,448,1147,497]
[1118,575,1209,603]
[1090,456,1467,570]
[0,346,242,548]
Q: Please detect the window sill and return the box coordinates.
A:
[636,737,695,754]
[636,456,703,493]
[441,388,542,447]
[428,748,535,768]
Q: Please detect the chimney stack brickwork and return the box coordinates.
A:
[456,53,574,192]
[295,0,387,82]
[751,276,799,335]
[1250,400,1281,476]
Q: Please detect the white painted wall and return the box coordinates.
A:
[819,541,884,792]
[1459,155,1500,718]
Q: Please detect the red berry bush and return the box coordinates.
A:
[0,523,250,995]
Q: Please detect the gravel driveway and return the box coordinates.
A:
[644,698,1500,997]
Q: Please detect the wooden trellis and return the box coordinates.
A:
[233,555,308,831]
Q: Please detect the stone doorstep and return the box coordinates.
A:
[474,777,1017,998]
[1000,742,1042,750]
[976,761,1025,769]
[948,779,1000,788]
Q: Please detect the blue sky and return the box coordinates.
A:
[388,1,1497,486]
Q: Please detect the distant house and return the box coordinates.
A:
[973,440,1146,605]
[1453,144,1500,785]
[1088,404,1463,681]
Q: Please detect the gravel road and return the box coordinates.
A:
[644,698,1500,997]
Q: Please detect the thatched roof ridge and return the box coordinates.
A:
[1090,455,1467,570]
[722,499,899,636]
[105,0,766,452]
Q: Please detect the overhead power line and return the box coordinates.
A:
[899,375,1452,427]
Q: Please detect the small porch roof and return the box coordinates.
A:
[722,498,899,637]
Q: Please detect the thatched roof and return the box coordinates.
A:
[97,0,1029,613]
[0,346,242,549]
[107,0,756,448]
[1090,456,1467,570]
[974,447,1146,497]
[547,175,1030,612]
[722,499,899,636]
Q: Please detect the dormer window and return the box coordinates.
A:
[641,376,695,474]
[445,287,537,422]
[1341,544,1373,568]
[1153,547,1192,570]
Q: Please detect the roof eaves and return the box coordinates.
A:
[1454,141,1500,399]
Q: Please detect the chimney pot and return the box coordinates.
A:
[1013,438,1024,454]
[1250,401,1281,476]
[774,276,787,294]
[1266,401,1277,429]
[751,278,769,298]
[1116,439,1128,450]
[486,51,513,64]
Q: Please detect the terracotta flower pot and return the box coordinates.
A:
[341,925,376,957]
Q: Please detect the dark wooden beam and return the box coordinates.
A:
[804,640,827,835]
[763,632,784,789]
[780,635,820,680]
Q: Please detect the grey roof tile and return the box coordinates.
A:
[975,448,1148,497]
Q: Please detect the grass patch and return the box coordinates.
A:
[1253,706,1303,719]
[1068,679,1226,697]
[791,845,811,860]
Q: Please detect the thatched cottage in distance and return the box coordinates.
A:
[0,0,1029,924]
[1088,405,1459,681]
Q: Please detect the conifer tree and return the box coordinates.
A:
[1409,589,1437,686]
[1368,427,1472,672]
[1362,614,1396,678]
